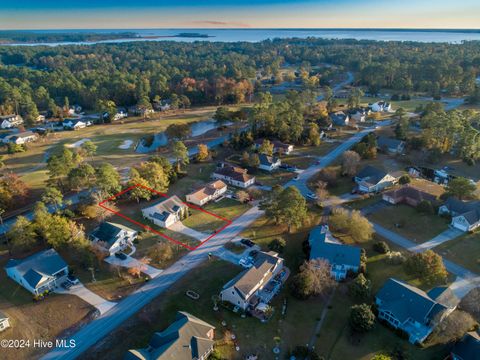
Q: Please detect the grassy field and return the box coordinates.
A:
[307,165,354,196]
[182,198,251,233]
[435,232,480,273]
[368,204,449,243]
[0,247,95,360]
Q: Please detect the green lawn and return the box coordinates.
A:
[435,232,480,273]
[368,204,449,243]
[306,165,353,195]
[252,168,296,187]
[182,198,251,233]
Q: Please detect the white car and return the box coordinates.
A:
[306,193,318,200]
[239,258,253,268]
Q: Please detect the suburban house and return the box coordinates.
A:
[349,108,370,123]
[4,249,69,295]
[186,180,227,206]
[142,195,188,228]
[376,278,458,344]
[308,225,361,281]
[0,310,10,332]
[254,139,294,155]
[220,251,287,314]
[354,165,398,193]
[129,105,155,117]
[212,163,255,188]
[438,198,480,232]
[451,331,480,360]
[90,222,138,256]
[377,136,406,154]
[370,101,392,112]
[329,111,350,126]
[0,114,23,129]
[62,119,89,130]
[2,131,39,145]
[382,184,439,207]
[125,311,215,360]
[258,154,281,172]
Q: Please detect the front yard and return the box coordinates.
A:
[435,232,480,273]
[367,204,449,243]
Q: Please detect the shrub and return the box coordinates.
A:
[417,200,434,215]
[349,303,376,333]
[386,251,406,265]
[398,175,411,185]
[373,241,390,254]
[348,273,372,301]
[268,237,286,253]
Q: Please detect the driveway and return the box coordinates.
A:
[56,283,116,315]
[104,255,163,279]
[168,221,210,241]
[320,193,363,207]
[410,228,464,252]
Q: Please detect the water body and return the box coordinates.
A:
[135,119,232,153]
[4,29,480,46]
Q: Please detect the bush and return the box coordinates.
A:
[349,303,376,333]
[416,200,434,215]
[348,273,372,301]
[404,250,448,284]
[268,237,286,253]
[373,241,390,254]
[386,251,406,265]
[398,175,411,185]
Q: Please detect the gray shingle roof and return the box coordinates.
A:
[444,198,480,226]
[125,311,215,360]
[377,136,405,151]
[376,278,449,325]
[5,249,67,289]
[91,222,135,246]
[308,226,361,268]
[258,153,279,167]
[452,331,480,360]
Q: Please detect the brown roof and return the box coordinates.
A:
[187,180,227,202]
[384,184,438,203]
[214,166,254,183]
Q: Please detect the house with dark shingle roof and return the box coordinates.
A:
[376,278,457,344]
[186,180,227,206]
[4,249,69,295]
[258,153,281,172]
[90,222,138,256]
[451,331,480,360]
[439,198,480,232]
[254,139,294,155]
[354,165,398,193]
[212,163,255,188]
[377,136,405,154]
[125,311,215,360]
[308,225,361,281]
[220,251,285,312]
[329,111,350,126]
[382,184,439,207]
[0,114,23,129]
[142,195,188,228]
[0,310,10,332]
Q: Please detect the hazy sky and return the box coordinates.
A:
[1,0,479,30]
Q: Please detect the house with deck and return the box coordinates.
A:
[438,198,480,232]
[4,249,69,295]
[308,225,361,281]
[125,311,215,360]
[220,251,286,314]
[0,311,10,332]
[212,163,255,188]
[90,222,138,256]
[186,180,227,206]
[0,114,23,129]
[142,195,188,228]
[2,131,38,145]
[354,165,398,193]
[376,278,458,344]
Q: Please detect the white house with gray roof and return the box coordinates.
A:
[439,198,480,232]
[377,136,406,154]
[376,278,458,344]
[355,165,398,193]
[90,222,137,256]
[258,153,281,172]
[4,249,69,295]
[142,195,188,228]
[0,114,23,129]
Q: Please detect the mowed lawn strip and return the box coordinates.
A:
[367,204,449,243]
[435,232,480,273]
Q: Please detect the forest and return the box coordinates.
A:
[0,38,479,125]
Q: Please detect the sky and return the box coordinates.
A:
[0,0,479,30]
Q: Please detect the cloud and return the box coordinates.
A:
[188,20,251,28]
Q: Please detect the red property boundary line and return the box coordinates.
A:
[98,184,232,251]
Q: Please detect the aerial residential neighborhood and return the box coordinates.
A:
[0,3,480,360]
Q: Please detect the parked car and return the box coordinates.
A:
[67,275,79,285]
[240,238,255,247]
[239,258,253,268]
[115,252,128,260]
[293,175,300,181]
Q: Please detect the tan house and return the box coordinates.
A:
[186,180,227,206]
[125,311,215,360]
[220,251,285,312]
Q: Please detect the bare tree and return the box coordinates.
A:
[291,259,336,299]
[315,180,329,205]
[341,150,361,176]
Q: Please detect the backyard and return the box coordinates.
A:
[368,204,449,243]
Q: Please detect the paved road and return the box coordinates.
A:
[41,205,264,360]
